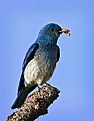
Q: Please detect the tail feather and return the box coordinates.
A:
[11,85,37,109]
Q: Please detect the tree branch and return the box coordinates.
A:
[7,84,60,121]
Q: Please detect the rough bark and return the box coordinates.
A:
[7,84,60,121]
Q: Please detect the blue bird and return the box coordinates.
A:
[11,23,70,109]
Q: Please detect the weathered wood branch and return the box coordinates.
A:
[7,84,60,121]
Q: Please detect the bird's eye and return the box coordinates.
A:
[50,28,54,32]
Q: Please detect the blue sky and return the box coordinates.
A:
[0,0,94,121]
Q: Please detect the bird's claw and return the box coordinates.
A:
[45,82,51,86]
[38,86,41,92]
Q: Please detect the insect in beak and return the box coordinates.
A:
[59,29,70,36]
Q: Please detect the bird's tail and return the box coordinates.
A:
[11,85,37,109]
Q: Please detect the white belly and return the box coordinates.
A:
[24,58,56,85]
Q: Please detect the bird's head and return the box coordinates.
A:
[36,23,70,45]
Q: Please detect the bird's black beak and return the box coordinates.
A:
[59,28,70,36]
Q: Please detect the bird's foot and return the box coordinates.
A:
[45,82,51,87]
[38,85,41,92]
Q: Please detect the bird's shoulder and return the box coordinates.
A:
[22,42,39,71]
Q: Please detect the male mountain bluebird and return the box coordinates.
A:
[11,23,70,109]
